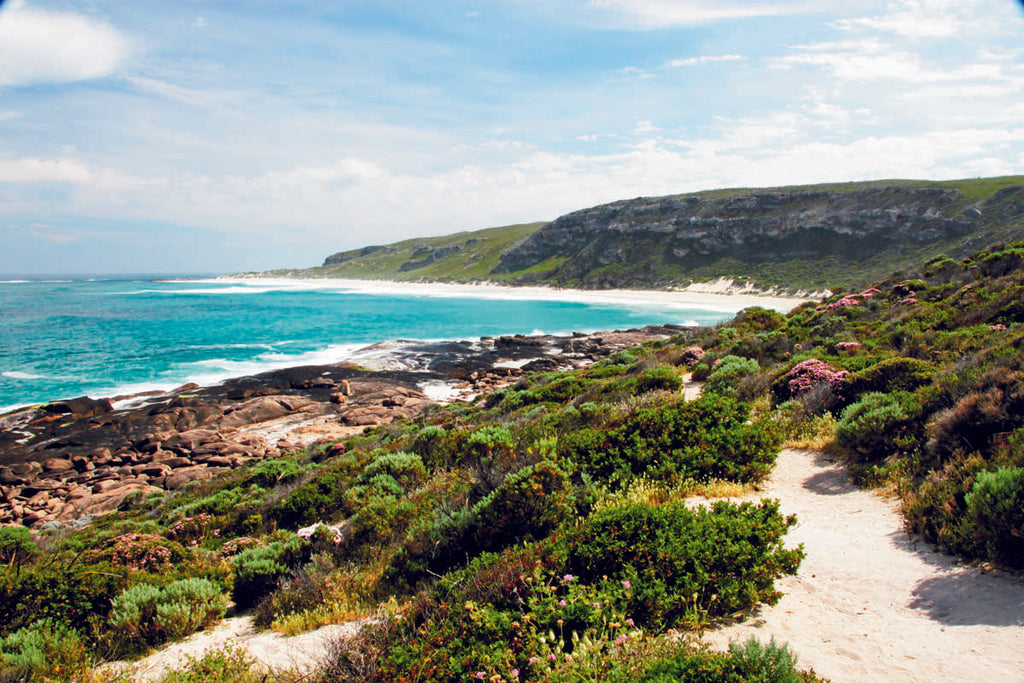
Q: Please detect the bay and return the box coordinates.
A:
[0,276,740,413]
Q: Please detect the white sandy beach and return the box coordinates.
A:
[215,276,815,314]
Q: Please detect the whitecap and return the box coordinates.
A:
[2,370,50,380]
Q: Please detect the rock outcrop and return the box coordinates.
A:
[0,326,682,530]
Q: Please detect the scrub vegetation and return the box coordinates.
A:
[8,239,1024,680]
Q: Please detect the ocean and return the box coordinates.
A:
[0,276,743,414]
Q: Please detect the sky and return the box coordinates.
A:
[1,0,1023,274]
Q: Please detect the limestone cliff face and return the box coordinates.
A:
[493,185,1021,288]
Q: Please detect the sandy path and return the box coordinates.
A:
[702,448,1024,682]
[100,615,364,681]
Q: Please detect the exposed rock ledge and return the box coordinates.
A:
[0,325,682,529]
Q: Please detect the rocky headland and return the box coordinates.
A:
[0,326,681,529]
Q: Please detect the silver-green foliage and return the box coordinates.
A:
[109,578,227,650]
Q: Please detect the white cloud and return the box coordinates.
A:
[837,0,980,39]
[589,0,817,27]
[0,156,93,184]
[667,54,744,67]
[0,0,132,87]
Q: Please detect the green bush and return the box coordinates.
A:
[245,459,304,488]
[267,469,348,528]
[231,545,289,609]
[565,500,803,630]
[633,366,683,394]
[966,467,1024,567]
[108,578,226,652]
[842,357,934,403]
[158,643,264,683]
[704,355,761,396]
[559,394,781,488]
[0,527,36,568]
[0,618,89,682]
[835,391,926,463]
[0,562,125,639]
[624,638,810,683]
[469,461,572,552]
[356,451,426,489]
[410,425,447,466]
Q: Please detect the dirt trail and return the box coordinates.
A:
[99,615,363,680]
[702,448,1024,682]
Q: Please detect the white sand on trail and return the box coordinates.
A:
[100,615,364,681]
[702,448,1024,682]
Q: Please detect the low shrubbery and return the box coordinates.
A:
[108,577,227,653]
[560,394,781,488]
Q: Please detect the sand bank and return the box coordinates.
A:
[215,277,814,314]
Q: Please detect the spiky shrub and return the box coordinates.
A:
[966,467,1024,567]
[0,618,88,682]
[0,527,36,569]
[356,451,426,489]
[108,578,227,651]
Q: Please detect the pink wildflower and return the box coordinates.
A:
[621,580,631,589]
[562,574,574,583]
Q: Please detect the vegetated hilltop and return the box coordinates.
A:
[257,176,1024,292]
[5,244,1024,681]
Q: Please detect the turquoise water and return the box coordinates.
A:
[0,276,740,412]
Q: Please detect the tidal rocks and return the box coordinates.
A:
[0,325,677,529]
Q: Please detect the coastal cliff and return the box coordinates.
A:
[272,176,1024,292]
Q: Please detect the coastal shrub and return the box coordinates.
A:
[532,376,587,404]
[0,618,89,682]
[559,394,781,488]
[0,563,124,638]
[841,357,934,404]
[108,578,226,651]
[926,370,1024,460]
[469,461,572,552]
[245,459,304,488]
[267,469,348,528]
[0,527,36,568]
[463,425,518,490]
[158,643,265,683]
[93,533,193,573]
[965,467,1024,567]
[566,500,803,630]
[355,451,426,489]
[633,366,683,394]
[835,392,917,462]
[704,355,761,396]
[771,359,848,407]
[626,638,808,683]
[253,554,333,628]
[409,424,447,467]
[231,544,289,609]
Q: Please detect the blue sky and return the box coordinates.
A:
[1,0,1023,274]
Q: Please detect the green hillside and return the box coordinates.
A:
[246,176,1024,293]
[244,222,546,282]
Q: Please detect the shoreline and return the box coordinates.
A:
[1,279,815,417]
[213,276,816,314]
